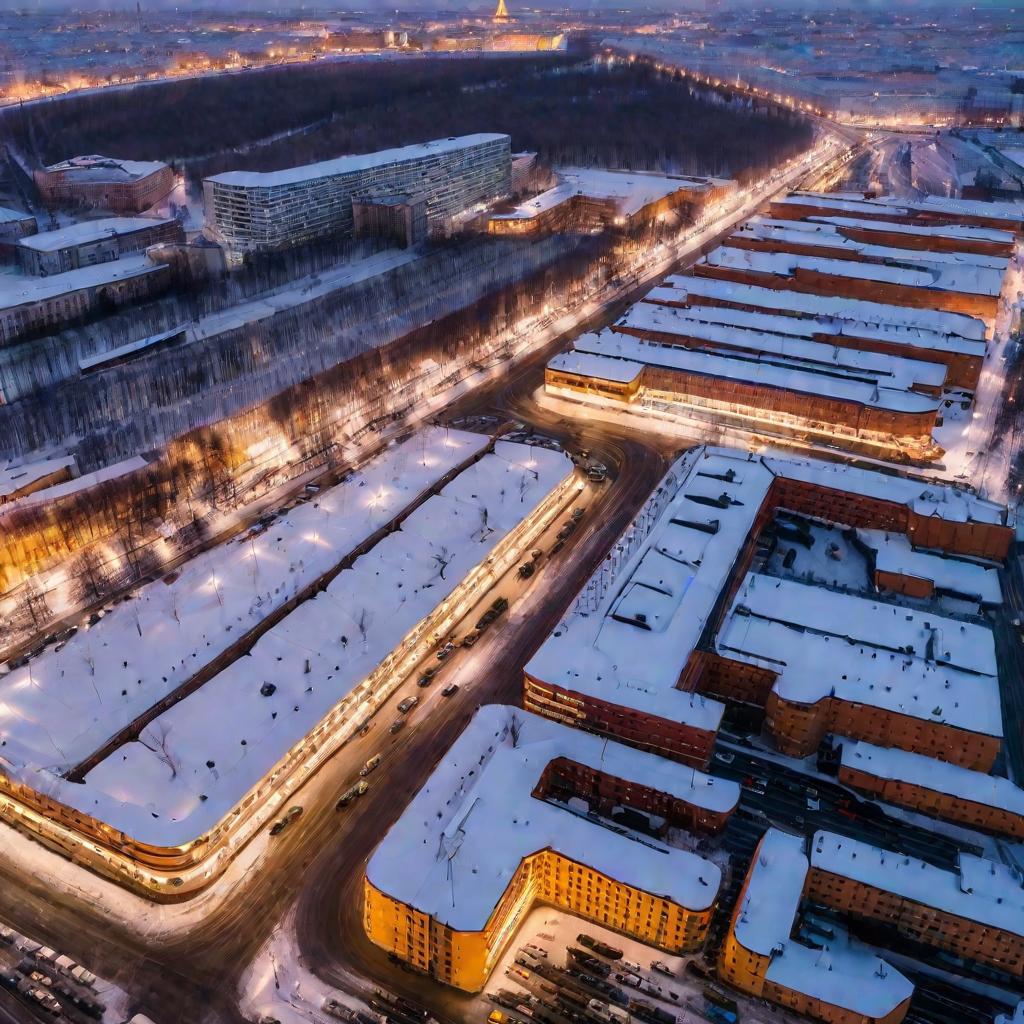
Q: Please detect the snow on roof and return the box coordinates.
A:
[857,528,1003,605]
[2,455,148,512]
[78,325,186,372]
[0,206,33,225]
[716,573,1003,738]
[733,218,1010,272]
[367,705,728,931]
[562,328,941,415]
[17,217,176,253]
[44,155,168,182]
[207,134,510,189]
[556,167,716,217]
[547,349,644,384]
[997,1000,1024,1024]
[641,288,985,359]
[809,215,1016,246]
[0,456,76,500]
[735,829,912,1018]
[703,245,1005,298]
[0,428,490,779]
[776,193,913,218]
[614,303,948,393]
[811,830,1024,937]
[868,193,1024,229]
[662,273,988,341]
[760,453,1008,526]
[54,442,573,845]
[840,740,1024,816]
[0,256,163,312]
[490,183,577,221]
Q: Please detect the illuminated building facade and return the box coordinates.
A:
[34,156,175,214]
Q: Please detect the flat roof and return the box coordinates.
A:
[615,302,948,393]
[783,191,1024,231]
[0,206,33,225]
[562,329,941,415]
[716,572,1003,738]
[206,133,510,189]
[857,528,1003,604]
[58,442,573,846]
[0,256,164,313]
[367,705,729,931]
[643,287,986,359]
[812,830,1024,937]
[662,273,988,341]
[18,217,175,253]
[0,456,75,499]
[702,245,1005,298]
[548,348,644,383]
[735,829,913,1019]
[810,215,1016,246]
[840,740,1024,817]
[43,154,168,182]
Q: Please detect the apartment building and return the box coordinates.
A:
[364,706,736,991]
[35,156,175,214]
[16,217,183,275]
[203,133,512,251]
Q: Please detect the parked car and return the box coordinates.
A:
[389,719,406,735]
[441,683,459,697]
[269,805,303,836]
[436,642,455,661]
[359,754,382,777]
[461,632,480,648]
[398,696,419,714]
[417,668,436,687]
[336,782,368,809]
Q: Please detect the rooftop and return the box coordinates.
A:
[43,154,168,182]
[734,829,913,1019]
[17,217,176,253]
[0,256,164,312]
[811,830,1024,937]
[206,133,510,189]
[0,206,34,225]
[716,572,1003,738]
[366,705,729,931]
[840,740,1024,817]
[662,273,989,341]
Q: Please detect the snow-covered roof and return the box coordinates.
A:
[51,441,573,846]
[997,1000,1024,1024]
[734,829,913,1019]
[0,206,34,225]
[0,256,163,312]
[547,349,644,383]
[207,134,510,189]
[783,191,1024,230]
[558,328,941,415]
[78,325,186,372]
[367,705,729,931]
[43,155,168,182]
[702,245,1006,298]
[0,456,76,500]
[811,831,1024,936]
[1,456,148,513]
[527,446,1008,736]
[17,217,176,253]
[557,167,717,217]
[614,303,948,393]
[809,215,1016,246]
[490,182,577,221]
[0,428,490,778]
[857,528,1003,605]
[716,573,1003,738]
[641,289,986,359]
[840,740,1024,816]
[661,273,988,341]
[733,218,1010,273]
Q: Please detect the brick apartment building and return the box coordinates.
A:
[35,156,175,214]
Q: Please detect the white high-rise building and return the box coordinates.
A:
[203,133,512,252]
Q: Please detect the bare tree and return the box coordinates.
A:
[432,545,453,581]
[508,711,523,748]
[140,722,180,780]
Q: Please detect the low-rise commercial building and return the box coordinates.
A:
[0,256,171,345]
[365,705,735,991]
[16,217,183,275]
[839,740,1024,839]
[34,155,174,214]
[720,828,913,1024]
[0,206,37,253]
[204,133,512,251]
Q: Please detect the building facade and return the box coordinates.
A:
[35,156,175,214]
[203,133,512,251]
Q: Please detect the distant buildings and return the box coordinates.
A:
[34,156,175,214]
[15,217,183,276]
[203,133,512,252]
[364,705,738,991]
[488,168,735,236]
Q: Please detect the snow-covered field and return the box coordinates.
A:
[52,441,573,847]
[0,427,489,780]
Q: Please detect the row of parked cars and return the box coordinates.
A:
[0,925,101,1020]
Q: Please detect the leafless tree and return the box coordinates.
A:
[140,722,180,780]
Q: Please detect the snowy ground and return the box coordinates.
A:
[0,428,489,780]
